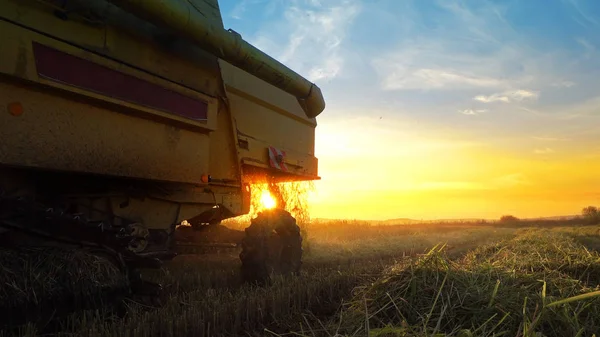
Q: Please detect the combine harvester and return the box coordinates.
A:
[0,0,325,310]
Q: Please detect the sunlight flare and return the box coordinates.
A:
[260,190,276,210]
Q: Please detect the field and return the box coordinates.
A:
[3,219,600,337]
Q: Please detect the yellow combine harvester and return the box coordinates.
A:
[0,0,324,293]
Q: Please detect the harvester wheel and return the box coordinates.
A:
[239,208,302,285]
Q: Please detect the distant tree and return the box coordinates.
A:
[582,206,600,224]
[499,215,519,223]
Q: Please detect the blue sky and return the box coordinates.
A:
[218,0,600,219]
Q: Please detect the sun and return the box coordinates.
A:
[260,190,276,209]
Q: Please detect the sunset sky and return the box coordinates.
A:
[220,0,600,220]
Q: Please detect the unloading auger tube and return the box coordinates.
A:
[105,0,325,119]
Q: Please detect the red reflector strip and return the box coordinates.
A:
[32,42,208,121]
[268,146,288,171]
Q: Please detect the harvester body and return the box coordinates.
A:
[0,0,323,256]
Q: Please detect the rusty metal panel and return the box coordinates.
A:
[0,80,210,184]
[0,0,109,52]
[0,0,320,187]
[224,87,319,180]
[219,60,318,180]
[105,0,324,118]
[208,104,242,184]
[32,42,209,122]
[0,18,244,190]
[226,90,316,152]
[239,138,319,180]
[219,61,317,127]
[0,20,219,131]
[0,0,224,99]
[0,0,255,223]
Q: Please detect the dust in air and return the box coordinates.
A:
[225,181,315,228]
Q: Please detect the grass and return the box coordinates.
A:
[304,227,600,336]
[3,220,600,336]
[0,247,129,329]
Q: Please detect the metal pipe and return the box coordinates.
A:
[105,0,325,119]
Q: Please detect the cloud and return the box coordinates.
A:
[230,0,249,19]
[517,106,546,117]
[376,65,507,91]
[474,94,510,103]
[474,89,540,103]
[370,37,534,91]
[229,0,284,19]
[418,181,487,190]
[369,1,545,92]
[577,37,596,52]
[316,115,483,159]
[543,95,600,121]
[491,173,531,188]
[459,109,488,115]
[531,136,571,141]
[534,148,555,154]
[250,0,361,82]
[551,80,576,88]
[401,174,532,192]
[564,0,599,27]
[368,0,590,98]
[576,37,596,59]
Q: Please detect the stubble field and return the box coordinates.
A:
[4,219,600,337]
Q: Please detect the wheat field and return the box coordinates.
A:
[3,219,600,337]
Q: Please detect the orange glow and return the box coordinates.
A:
[7,102,23,117]
[308,117,600,221]
[260,190,276,209]
[226,181,314,225]
[247,183,273,216]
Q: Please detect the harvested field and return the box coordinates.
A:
[0,247,130,329]
[334,229,600,336]
[3,221,600,336]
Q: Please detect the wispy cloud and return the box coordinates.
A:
[230,0,249,19]
[534,148,555,154]
[250,0,361,82]
[375,65,508,91]
[459,109,488,115]
[576,37,597,60]
[366,0,599,111]
[369,1,553,93]
[474,90,540,103]
[576,37,595,52]
[551,80,576,88]
[491,173,531,188]
[564,0,599,27]
[532,136,571,141]
[517,106,546,117]
[317,115,483,159]
[229,0,284,19]
[418,181,487,191]
[543,95,600,120]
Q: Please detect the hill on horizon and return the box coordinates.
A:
[312,214,581,224]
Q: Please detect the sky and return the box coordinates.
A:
[218,0,600,220]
